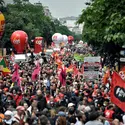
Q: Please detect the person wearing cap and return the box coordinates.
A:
[13,106,25,125]
[3,110,14,125]
[56,111,69,125]
[68,103,75,108]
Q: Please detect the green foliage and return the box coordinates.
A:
[1,1,55,47]
[1,0,81,48]
[78,0,125,46]
[0,0,4,6]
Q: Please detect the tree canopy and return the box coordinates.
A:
[78,0,125,46]
[78,0,125,66]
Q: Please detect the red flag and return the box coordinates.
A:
[34,37,43,53]
[12,64,20,86]
[32,62,40,81]
[111,72,125,112]
[59,66,66,86]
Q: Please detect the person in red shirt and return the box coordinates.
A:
[45,90,51,103]
[14,90,23,106]
[104,105,114,119]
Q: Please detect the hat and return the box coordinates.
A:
[16,106,25,111]
[68,103,75,108]
[4,110,13,117]
[58,111,66,117]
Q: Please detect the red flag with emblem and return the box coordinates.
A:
[111,72,125,112]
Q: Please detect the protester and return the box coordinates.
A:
[0,45,124,125]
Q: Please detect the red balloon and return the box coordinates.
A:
[34,37,43,53]
[11,30,28,54]
[68,36,74,44]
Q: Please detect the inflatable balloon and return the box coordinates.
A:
[34,37,43,53]
[52,33,63,44]
[79,40,83,44]
[11,30,28,54]
[62,35,68,43]
[0,12,5,39]
[68,36,74,44]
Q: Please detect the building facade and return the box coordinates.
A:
[59,16,84,34]
[43,6,52,18]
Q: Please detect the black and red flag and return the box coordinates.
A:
[111,72,125,112]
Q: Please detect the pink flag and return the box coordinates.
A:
[59,67,66,86]
[12,64,20,86]
[32,62,41,81]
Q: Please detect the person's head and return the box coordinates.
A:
[88,111,100,121]
[50,96,54,102]
[16,106,25,116]
[46,90,50,97]
[68,103,75,109]
[68,116,77,124]
[37,90,42,96]
[59,93,64,100]
[31,106,38,114]
[50,109,56,118]
[107,105,114,110]
[60,87,65,93]
[68,107,75,115]
[6,94,13,101]
[77,112,86,123]
[38,115,50,125]
[17,90,22,95]
[31,99,38,107]
[112,119,120,125]
[24,102,28,110]
[57,115,66,125]
[4,110,13,121]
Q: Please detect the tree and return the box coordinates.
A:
[1,0,80,51]
[0,0,4,6]
[2,0,56,48]
[78,0,125,66]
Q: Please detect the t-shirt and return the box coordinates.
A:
[104,109,114,119]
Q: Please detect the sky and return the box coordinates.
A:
[29,0,89,18]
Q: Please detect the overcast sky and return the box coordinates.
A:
[29,0,88,18]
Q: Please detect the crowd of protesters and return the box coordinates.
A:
[0,47,125,125]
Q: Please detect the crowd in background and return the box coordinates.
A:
[0,48,125,125]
